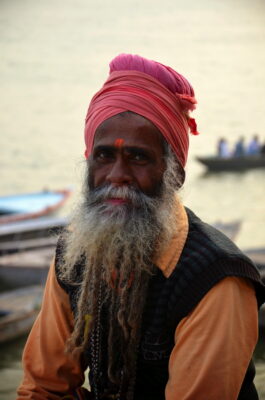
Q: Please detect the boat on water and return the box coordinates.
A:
[0,188,72,224]
[0,216,68,254]
[196,155,265,172]
[0,216,239,255]
[0,285,43,343]
[213,220,241,242]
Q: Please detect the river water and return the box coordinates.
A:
[0,0,265,398]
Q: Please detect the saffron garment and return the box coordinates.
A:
[17,202,260,400]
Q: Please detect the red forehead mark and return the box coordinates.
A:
[114,138,124,148]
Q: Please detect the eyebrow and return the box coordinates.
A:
[93,145,114,152]
[94,144,152,153]
[93,145,154,158]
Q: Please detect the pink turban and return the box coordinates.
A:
[84,54,198,168]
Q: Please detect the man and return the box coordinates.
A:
[17,54,265,400]
[247,135,260,155]
[233,137,245,157]
[217,137,230,157]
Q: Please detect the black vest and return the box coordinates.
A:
[55,208,265,400]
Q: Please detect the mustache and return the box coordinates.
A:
[86,184,154,208]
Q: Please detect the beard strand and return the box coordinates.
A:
[61,179,176,283]
[58,149,181,390]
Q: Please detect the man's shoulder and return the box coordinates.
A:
[181,207,265,306]
[184,207,247,259]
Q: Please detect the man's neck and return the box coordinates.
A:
[154,194,188,278]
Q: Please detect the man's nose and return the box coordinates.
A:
[106,157,133,186]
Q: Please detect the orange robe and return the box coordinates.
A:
[17,202,258,399]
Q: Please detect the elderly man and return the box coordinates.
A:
[17,54,265,400]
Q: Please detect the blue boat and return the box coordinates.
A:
[0,189,72,224]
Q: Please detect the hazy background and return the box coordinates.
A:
[0,0,264,398]
[1,0,265,250]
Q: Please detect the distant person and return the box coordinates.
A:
[17,54,265,400]
[217,137,230,157]
[247,135,260,155]
[233,136,245,157]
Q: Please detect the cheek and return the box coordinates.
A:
[145,161,165,184]
[89,162,112,189]
[88,162,102,189]
[137,167,165,196]
[90,170,102,189]
[88,167,95,190]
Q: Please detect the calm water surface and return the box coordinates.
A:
[0,0,264,248]
[0,0,265,397]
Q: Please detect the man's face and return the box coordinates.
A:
[89,112,167,199]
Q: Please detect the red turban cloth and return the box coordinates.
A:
[84,54,198,169]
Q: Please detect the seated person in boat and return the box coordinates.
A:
[217,137,230,157]
[17,54,265,400]
[247,135,261,155]
[233,136,245,157]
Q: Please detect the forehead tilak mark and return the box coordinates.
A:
[114,138,124,148]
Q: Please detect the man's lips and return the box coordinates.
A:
[105,198,128,205]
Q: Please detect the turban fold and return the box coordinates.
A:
[84,54,198,168]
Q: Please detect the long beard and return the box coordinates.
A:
[63,183,174,279]
[59,154,180,391]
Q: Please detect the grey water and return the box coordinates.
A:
[0,0,265,398]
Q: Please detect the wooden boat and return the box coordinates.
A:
[0,248,53,288]
[213,220,241,241]
[0,189,72,224]
[0,216,68,254]
[0,217,68,285]
[196,155,265,172]
[0,285,43,343]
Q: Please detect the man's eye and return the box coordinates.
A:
[128,150,150,162]
[132,154,150,163]
[98,152,108,159]
[94,149,114,161]
[133,154,146,161]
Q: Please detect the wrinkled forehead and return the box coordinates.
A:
[93,111,168,152]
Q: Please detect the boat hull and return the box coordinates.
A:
[0,189,71,224]
[0,286,43,343]
[196,155,265,172]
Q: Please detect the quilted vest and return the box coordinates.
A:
[55,208,265,400]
